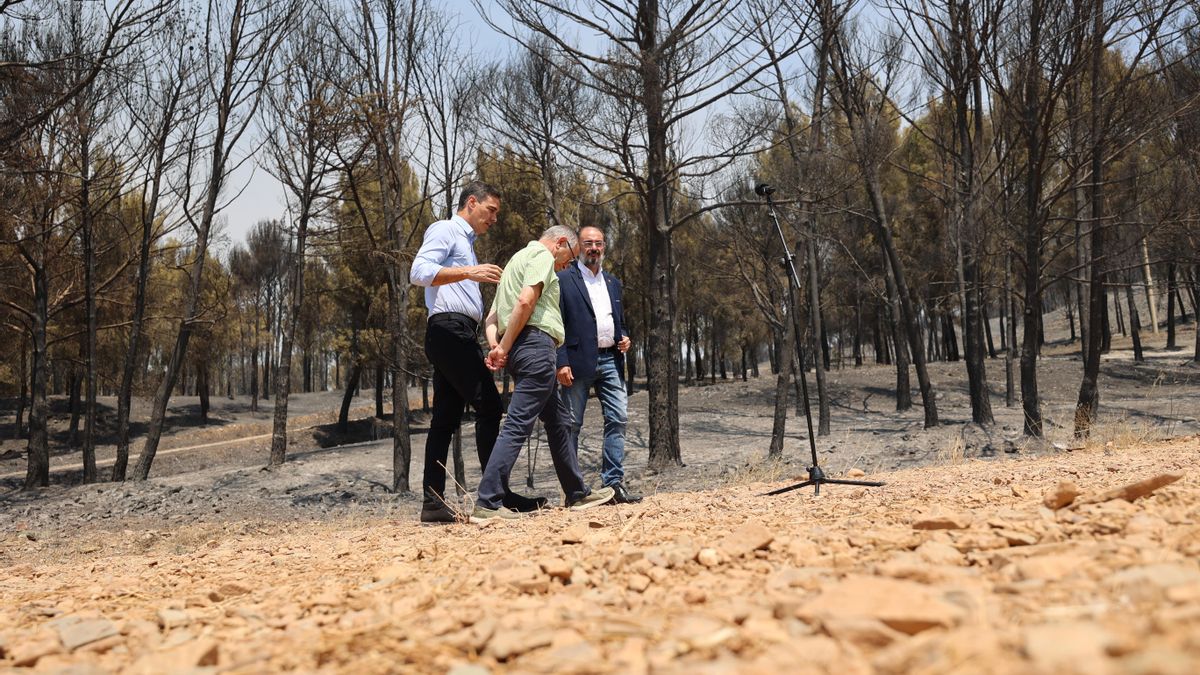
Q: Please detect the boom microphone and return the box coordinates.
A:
[754,183,776,196]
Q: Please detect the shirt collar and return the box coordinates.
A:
[451,214,475,243]
[577,259,602,280]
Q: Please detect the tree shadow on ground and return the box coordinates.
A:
[0,397,239,458]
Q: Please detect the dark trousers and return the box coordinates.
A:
[423,313,502,503]
[476,327,589,509]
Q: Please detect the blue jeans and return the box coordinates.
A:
[476,328,589,510]
[561,351,628,487]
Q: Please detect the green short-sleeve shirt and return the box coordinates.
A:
[492,241,565,345]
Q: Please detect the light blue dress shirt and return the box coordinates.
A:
[410,215,485,322]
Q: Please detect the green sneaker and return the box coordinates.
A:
[566,486,616,511]
[470,504,523,523]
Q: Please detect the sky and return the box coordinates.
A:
[217,0,837,248]
[220,1,517,246]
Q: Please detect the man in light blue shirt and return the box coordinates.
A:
[410,180,547,523]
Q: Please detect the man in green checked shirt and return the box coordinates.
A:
[473,225,615,521]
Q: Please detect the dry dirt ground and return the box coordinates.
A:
[1,321,1199,672]
[1,436,1199,673]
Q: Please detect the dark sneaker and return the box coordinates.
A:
[566,486,616,511]
[420,502,458,524]
[503,492,549,513]
[611,483,643,504]
[470,505,523,523]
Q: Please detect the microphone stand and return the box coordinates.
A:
[759,187,884,497]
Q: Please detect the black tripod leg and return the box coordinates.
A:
[819,478,886,487]
[762,480,816,497]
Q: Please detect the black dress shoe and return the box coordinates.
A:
[420,502,457,524]
[611,483,643,504]
[502,491,549,513]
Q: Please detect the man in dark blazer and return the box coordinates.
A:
[555,226,642,504]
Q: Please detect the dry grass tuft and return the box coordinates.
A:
[936,434,966,465]
[1077,416,1169,452]
[724,456,792,487]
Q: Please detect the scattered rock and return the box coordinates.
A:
[1044,480,1081,510]
[51,616,119,651]
[1012,554,1091,582]
[846,468,867,478]
[915,541,965,566]
[561,524,588,545]
[1125,514,1169,535]
[538,557,571,580]
[218,581,251,598]
[821,617,905,650]
[1022,621,1114,672]
[797,575,966,635]
[912,508,972,530]
[716,523,775,558]
[995,528,1038,546]
[490,561,549,593]
[9,632,63,667]
[1118,648,1197,675]
[1106,563,1200,600]
[1084,472,1184,504]
[156,608,191,629]
[696,548,720,567]
[951,531,1010,552]
[486,628,553,661]
[125,637,219,674]
[670,614,737,651]
[627,573,652,593]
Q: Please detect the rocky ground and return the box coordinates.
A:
[1,436,1198,673]
[1,317,1198,673]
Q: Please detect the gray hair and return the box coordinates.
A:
[540,225,578,249]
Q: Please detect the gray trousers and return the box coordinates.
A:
[476,327,590,509]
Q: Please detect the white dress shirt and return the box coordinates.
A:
[578,261,616,348]
[409,215,485,321]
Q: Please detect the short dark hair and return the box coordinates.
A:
[457,180,502,211]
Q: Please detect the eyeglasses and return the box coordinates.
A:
[581,240,605,249]
[562,244,578,264]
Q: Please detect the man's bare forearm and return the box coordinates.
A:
[499,300,535,351]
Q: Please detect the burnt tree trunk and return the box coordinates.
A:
[1126,271,1143,363]
[113,130,163,480]
[1073,5,1106,440]
[250,303,260,413]
[271,203,312,466]
[15,344,28,440]
[853,294,863,366]
[198,363,210,424]
[1167,262,1177,349]
[80,147,98,482]
[338,362,362,434]
[132,0,265,480]
[768,322,793,459]
[884,258,912,411]
[68,367,82,448]
[983,294,997,358]
[23,259,50,489]
[868,178,936,426]
[375,364,384,418]
[1005,252,1017,408]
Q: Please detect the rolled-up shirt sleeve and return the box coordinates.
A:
[410,224,450,287]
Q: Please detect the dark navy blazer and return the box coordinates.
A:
[556,263,628,383]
